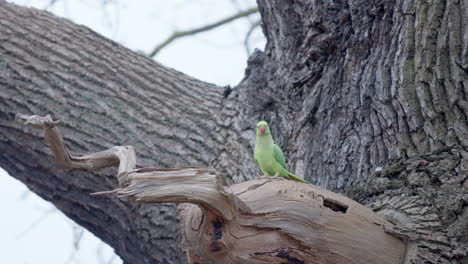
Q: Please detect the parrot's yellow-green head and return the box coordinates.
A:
[256,121,271,136]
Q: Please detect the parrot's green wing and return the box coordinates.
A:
[273,143,288,169]
[254,156,260,169]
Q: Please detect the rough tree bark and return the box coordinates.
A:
[0,1,467,264]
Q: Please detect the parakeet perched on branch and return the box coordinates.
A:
[254,121,310,184]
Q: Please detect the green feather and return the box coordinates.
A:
[286,171,311,184]
[254,121,310,184]
[273,143,288,169]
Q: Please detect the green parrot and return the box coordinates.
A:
[254,121,310,184]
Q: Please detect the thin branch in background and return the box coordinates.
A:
[230,0,256,25]
[148,7,259,57]
[230,0,243,10]
[106,252,117,264]
[64,247,78,264]
[99,0,120,39]
[19,189,31,200]
[244,20,261,56]
[15,208,56,239]
[44,0,59,10]
[72,225,84,250]
[63,0,71,19]
[64,225,84,264]
[111,0,120,39]
[45,0,71,17]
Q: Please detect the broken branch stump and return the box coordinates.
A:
[16,114,407,264]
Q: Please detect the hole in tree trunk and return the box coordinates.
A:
[323,198,348,213]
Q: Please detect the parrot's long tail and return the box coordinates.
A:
[287,172,311,184]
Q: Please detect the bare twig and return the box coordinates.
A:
[64,225,84,264]
[148,7,259,57]
[244,20,261,56]
[16,208,56,239]
[44,0,59,10]
[230,0,256,25]
[15,113,136,185]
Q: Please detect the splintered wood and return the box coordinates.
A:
[17,113,407,264]
[178,178,406,264]
[119,167,250,221]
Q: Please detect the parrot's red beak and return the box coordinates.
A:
[260,126,266,134]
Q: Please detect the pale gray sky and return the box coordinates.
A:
[0,1,264,263]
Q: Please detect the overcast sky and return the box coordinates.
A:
[0,1,263,263]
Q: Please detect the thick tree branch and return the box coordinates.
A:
[117,176,409,264]
[148,7,259,57]
[16,113,406,264]
[0,2,228,263]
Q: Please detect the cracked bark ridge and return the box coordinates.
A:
[348,147,468,263]
[17,113,406,264]
[219,0,468,191]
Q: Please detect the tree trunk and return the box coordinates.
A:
[0,3,223,263]
[0,1,466,264]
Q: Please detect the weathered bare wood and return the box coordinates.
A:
[118,170,410,263]
[103,174,410,263]
[174,178,407,264]
[119,167,250,221]
[17,114,406,264]
[15,113,249,221]
[15,113,136,185]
